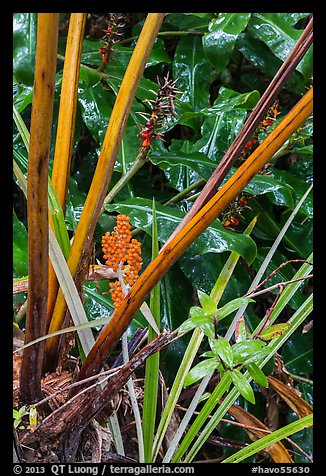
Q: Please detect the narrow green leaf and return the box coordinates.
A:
[143,198,161,462]
[209,337,233,368]
[184,358,220,387]
[179,311,213,335]
[222,414,313,463]
[229,369,255,404]
[258,323,291,341]
[198,290,218,315]
[246,362,269,388]
[217,297,255,321]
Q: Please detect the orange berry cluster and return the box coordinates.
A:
[101,215,142,309]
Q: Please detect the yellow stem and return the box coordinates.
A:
[44,13,165,369]
[20,13,58,403]
[47,14,86,330]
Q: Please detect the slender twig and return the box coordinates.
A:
[31,366,124,409]
[252,285,284,338]
[163,179,205,206]
[101,151,149,212]
[245,275,313,299]
[288,373,313,386]
[248,260,313,296]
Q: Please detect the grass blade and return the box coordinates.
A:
[143,199,161,462]
[163,217,257,463]
[222,414,313,463]
[183,294,313,462]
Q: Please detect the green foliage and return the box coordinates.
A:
[13,12,313,463]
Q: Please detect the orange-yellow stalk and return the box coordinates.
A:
[20,13,59,403]
[44,13,165,369]
[75,87,313,384]
[47,14,87,330]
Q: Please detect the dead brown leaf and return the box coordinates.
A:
[267,376,313,418]
[226,403,293,463]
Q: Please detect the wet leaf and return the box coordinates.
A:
[203,13,251,71]
[232,339,268,365]
[246,362,269,387]
[179,306,214,338]
[209,336,233,368]
[13,13,37,86]
[248,13,312,80]
[184,358,220,386]
[197,290,218,315]
[258,323,291,341]
[229,369,255,404]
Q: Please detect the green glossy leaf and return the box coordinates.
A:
[13,82,33,113]
[172,36,215,114]
[270,169,313,217]
[165,13,213,31]
[176,87,259,127]
[179,307,214,338]
[248,13,312,80]
[209,336,233,368]
[184,358,220,387]
[217,297,255,321]
[229,369,255,404]
[13,211,28,277]
[258,323,291,341]
[246,362,269,387]
[198,290,218,315]
[150,150,216,183]
[105,198,257,265]
[78,68,113,145]
[237,32,306,94]
[232,339,268,365]
[203,13,251,71]
[281,329,313,374]
[65,178,86,232]
[13,13,37,86]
